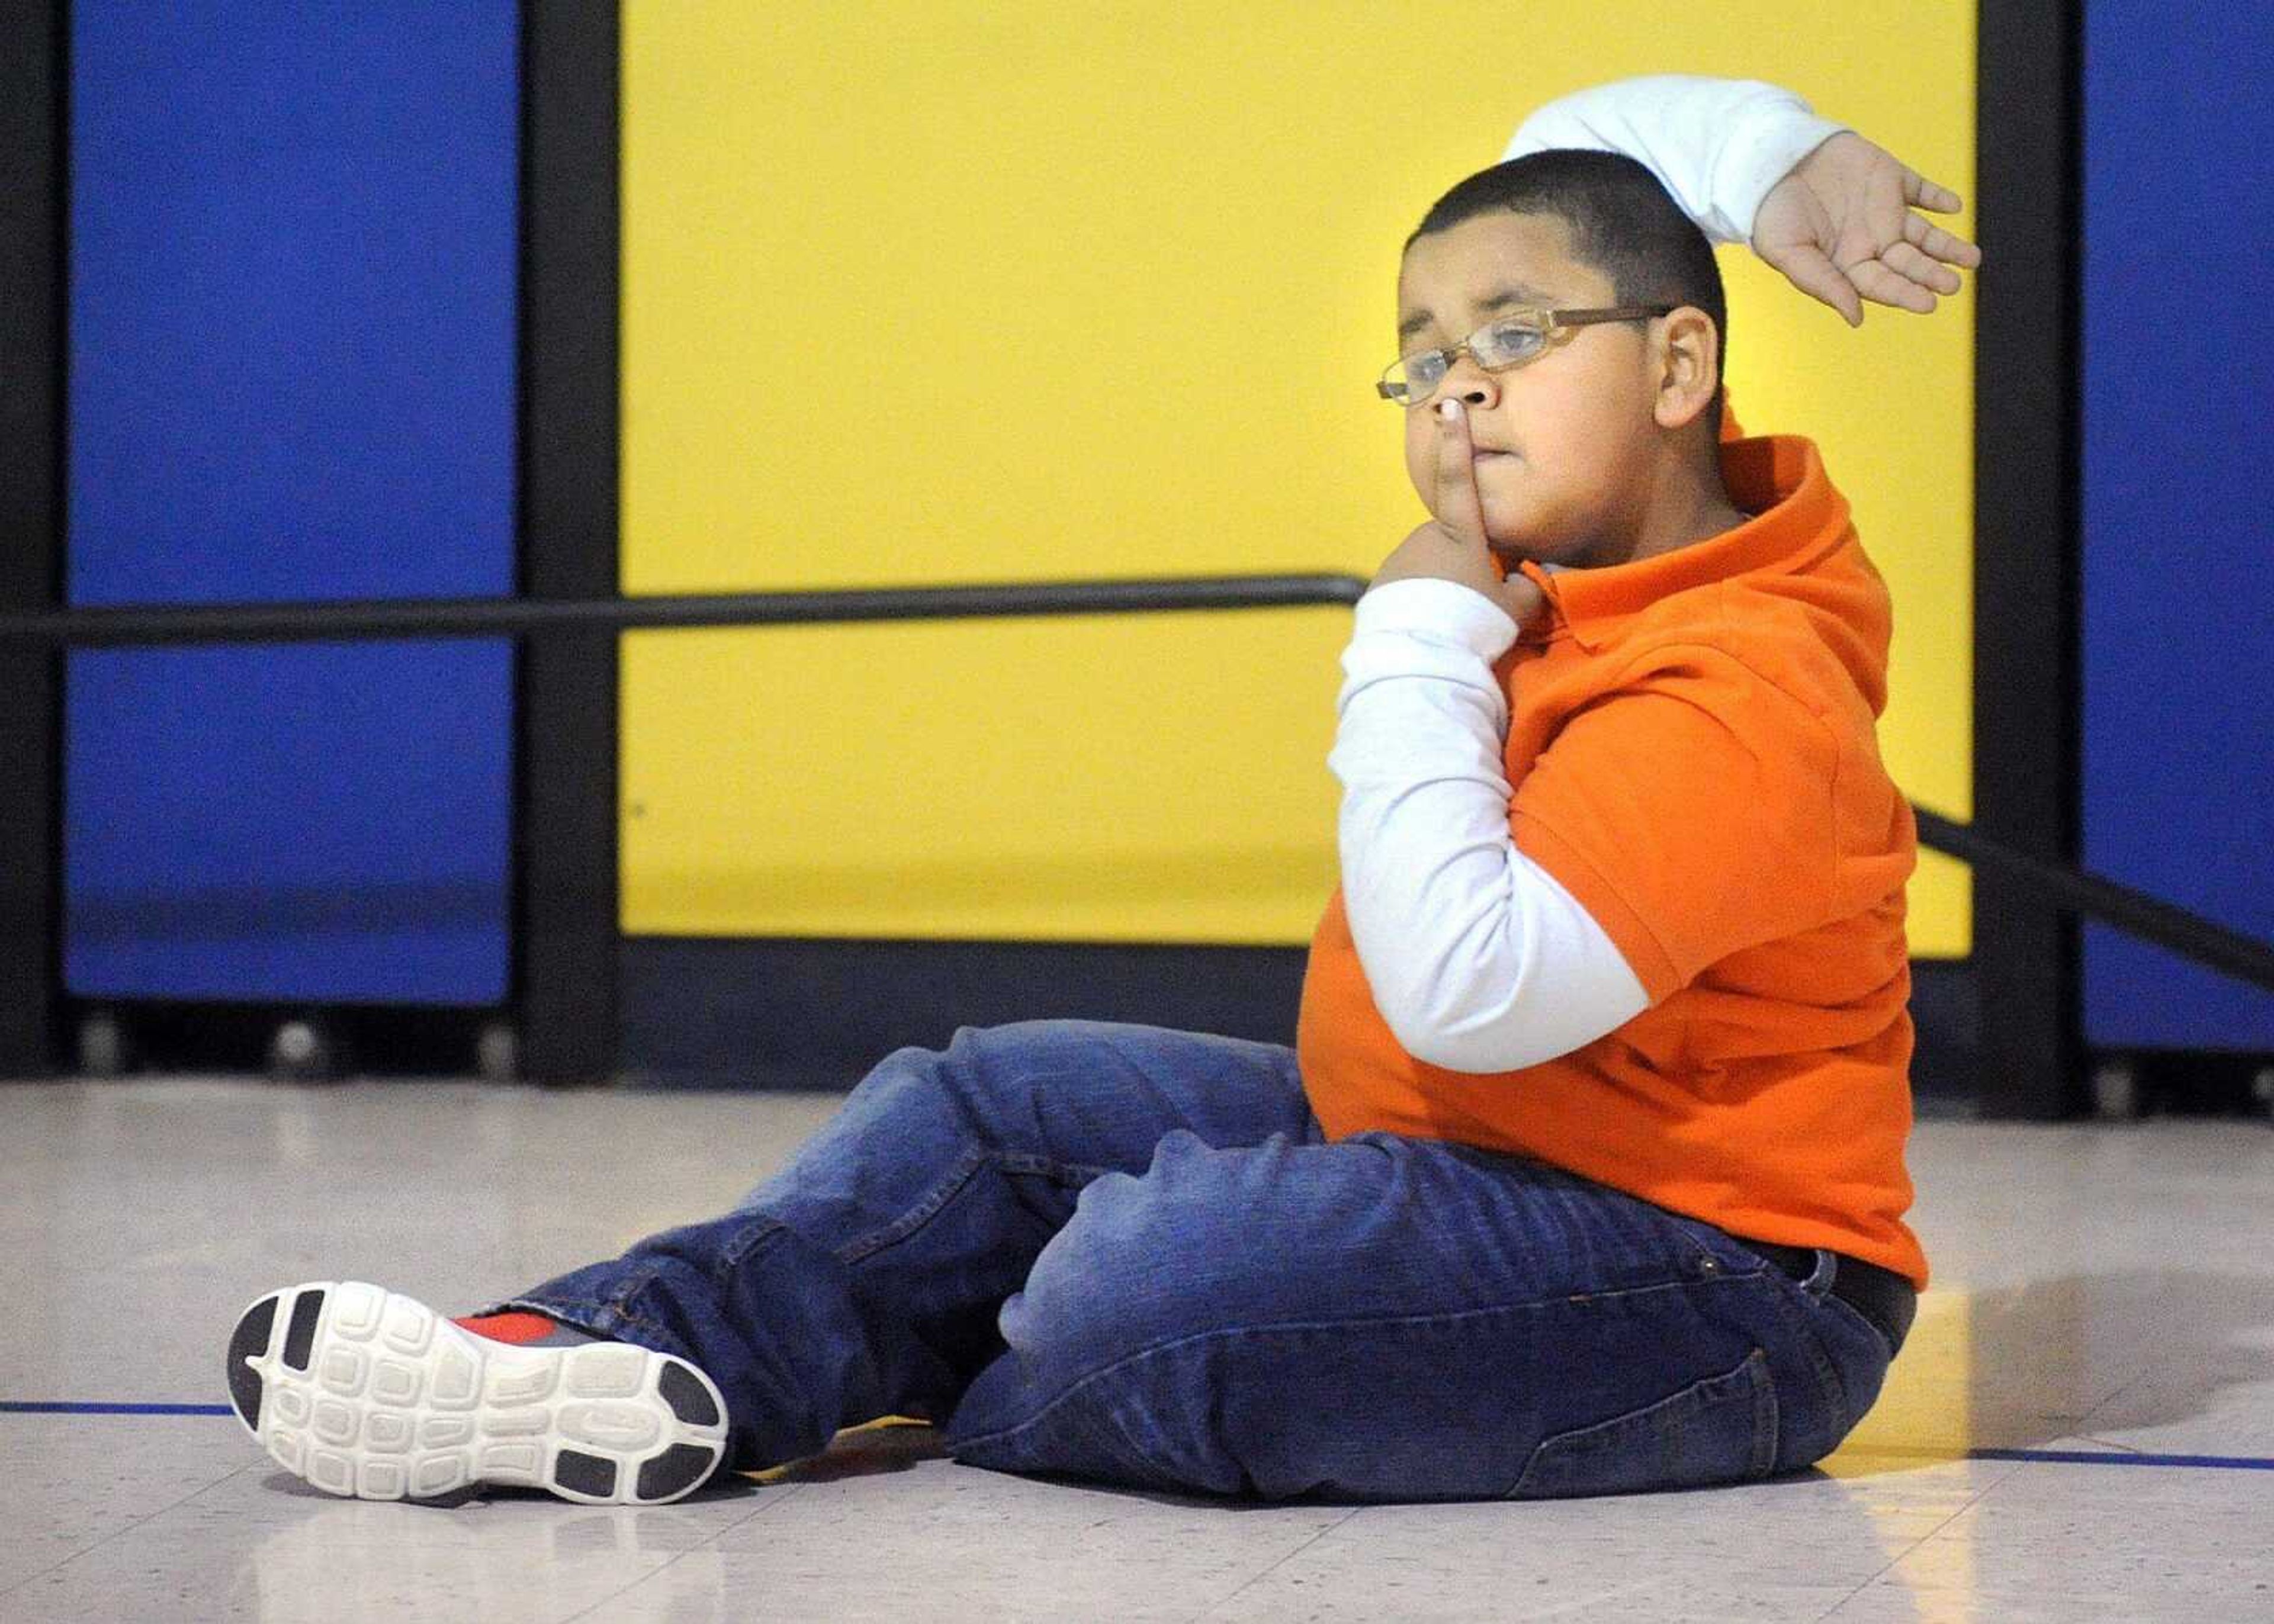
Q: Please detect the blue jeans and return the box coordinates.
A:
[499,1020,1897,1503]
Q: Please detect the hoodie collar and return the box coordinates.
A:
[1513,435,1848,653]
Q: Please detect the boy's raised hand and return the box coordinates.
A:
[1751,130,1983,326]
[1364,398,1549,632]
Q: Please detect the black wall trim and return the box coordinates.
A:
[1907,957,1980,1110]
[620,937,1316,1091]
[620,937,1985,1104]
[0,2,65,1079]
[1972,3,2084,1119]
[518,0,621,1082]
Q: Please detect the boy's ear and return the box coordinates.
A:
[1650,305,1721,434]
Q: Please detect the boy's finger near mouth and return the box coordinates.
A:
[1435,401,1474,477]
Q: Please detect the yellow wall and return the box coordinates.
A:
[619,2,1974,955]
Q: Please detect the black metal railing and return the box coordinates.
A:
[0,575,1367,648]
[5,577,2269,995]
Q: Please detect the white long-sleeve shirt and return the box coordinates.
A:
[1328,76,1849,1075]
[1502,75,1849,246]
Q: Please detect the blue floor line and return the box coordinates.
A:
[2,1401,235,1416]
[4,1402,2274,1474]
[1967,1447,2274,1471]
[6,1406,2274,1473]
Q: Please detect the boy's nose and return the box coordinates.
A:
[1441,355,1499,407]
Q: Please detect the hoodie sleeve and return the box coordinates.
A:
[1509,642,1844,1004]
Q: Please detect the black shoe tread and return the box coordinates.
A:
[636,1443,717,1501]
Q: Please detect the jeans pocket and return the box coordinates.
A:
[1507,1346,1779,1500]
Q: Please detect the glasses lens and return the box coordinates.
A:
[1475,319,1549,368]
[1380,350,1447,406]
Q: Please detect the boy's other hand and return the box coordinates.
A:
[1366,398,1549,632]
[1751,130,1983,327]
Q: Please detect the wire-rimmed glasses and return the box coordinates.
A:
[1377,305,1677,407]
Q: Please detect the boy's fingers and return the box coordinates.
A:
[1766,241,1864,326]
[1884,239,1963,294]
[1907,211,1984,268]
[1906,169,1964,214]
[1846,256,1937,313]
[1432,401,1490,544]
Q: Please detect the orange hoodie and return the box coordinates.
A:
[1297,414,1926,1290]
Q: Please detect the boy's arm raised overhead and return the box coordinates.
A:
[1507,75,1980,326]
[1505,75,1843,246]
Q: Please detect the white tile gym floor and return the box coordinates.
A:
[5,1076,2273,1622]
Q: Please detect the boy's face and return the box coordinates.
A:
[1395,210,1668,568]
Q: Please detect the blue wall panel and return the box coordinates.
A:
[2080,2,2274,1050]
[65,2,519,1005]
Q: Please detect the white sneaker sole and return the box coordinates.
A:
[226,1281,730,1504]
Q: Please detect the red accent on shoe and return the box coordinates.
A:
[452,1310,568,1346]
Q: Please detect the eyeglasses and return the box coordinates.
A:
[1376,305,1677,407]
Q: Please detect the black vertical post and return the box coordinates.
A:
[0,2,66,1079]
[518,0,621,1082]
[1973,2,2084,1118]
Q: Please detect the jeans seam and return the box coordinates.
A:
[608,1301,675,1345]
[1758,1269,1852,1426]
[599,1262,679,1345]
[949,1275,1724,1454]
[499,1269,676,1349]
[715,1212,799,1278]
[836,1144,1110,1266]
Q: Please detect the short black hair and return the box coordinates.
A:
[1405,148,1726,443]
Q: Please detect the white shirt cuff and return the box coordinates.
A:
[1352,576,1521,664]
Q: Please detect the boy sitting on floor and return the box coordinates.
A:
[227,75,1978,1506]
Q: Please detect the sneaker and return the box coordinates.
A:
[225,1281,731,1504]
